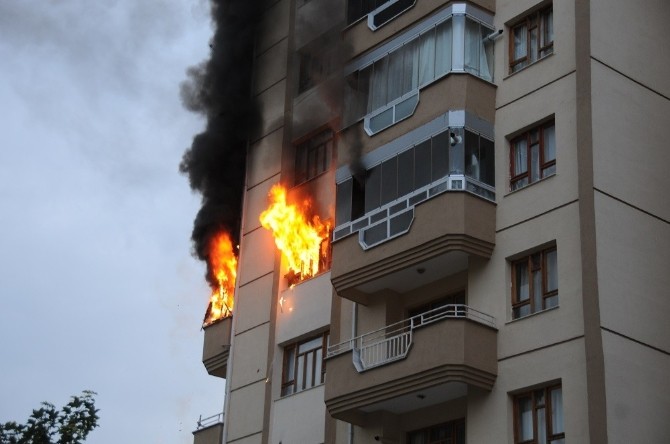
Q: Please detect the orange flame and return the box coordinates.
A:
[203,231,237,326]
[259,184,331,284]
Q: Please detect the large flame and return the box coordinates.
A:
[259,184,331,284]
[203,231,237,326]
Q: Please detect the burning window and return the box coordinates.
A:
[202,231,237,327]
[260,184,332,287]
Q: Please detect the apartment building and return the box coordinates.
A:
[194,0,670,443]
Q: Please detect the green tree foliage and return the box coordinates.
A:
[0,391,99,444]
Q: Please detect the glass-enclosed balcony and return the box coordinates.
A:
[344,3,495,134]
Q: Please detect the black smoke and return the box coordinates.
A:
[179,0,260,284]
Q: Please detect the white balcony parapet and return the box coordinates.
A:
[327,305,495,372]
[194,412,224,431]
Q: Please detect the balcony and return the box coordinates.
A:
[324,305,497,424]
[192,412,224,444]
[202,316,232,378]
[331,189,495,304]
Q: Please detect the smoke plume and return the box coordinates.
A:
[179,0,260,285]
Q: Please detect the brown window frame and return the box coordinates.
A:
[294,129,334,186]
[511,246,558,319]
[509,5,554,73]
[513,384,564,444]
[509,121,556,191]
[280,331,329,397]
[407,418,466,444]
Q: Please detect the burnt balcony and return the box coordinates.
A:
[202,316,232,378]
[324,305,497,424]
[192,412,224,444]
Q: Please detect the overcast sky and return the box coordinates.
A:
[0,1,226,443]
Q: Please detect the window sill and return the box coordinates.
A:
[505,304,559,325]
[503,172,556,198]
[503,52,555,80]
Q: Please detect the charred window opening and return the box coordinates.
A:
[295,129,334,185]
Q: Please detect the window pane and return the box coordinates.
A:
[371,57,389,110]
[514,304,530,318]
[358,65,372,116]
[403,39,420,95]
[431,131,449,181]
[479,136,495,186]
[517,396,533,441]
[513,139,528,175]
[315,348,323,383]
[513,24,527,60]
[512,177,528,191]
[530,25,538,63]
[551,388,564,434]
[516,262,529,302]
[464,18,480,74]
[398,148,414,197]
[435,19,452,76]
[365,164,382,213]
[387,47,404,103]
[542,9,554,47]
[546,249,558,292]
[297,354,305,390]
[537,407,547,444]
[381,156,398,205]
[415,140,432,188]
[543,164,556,178]
[544,124,556,162]
[531,143,540,182]
[285,347,295,380]
[545,295,558,309]
[418,28,436,85]
[304,351,314,389]
[464,130,480,181]
[299,336,323,353]
[336,179,353,226]
[533,269,542,312]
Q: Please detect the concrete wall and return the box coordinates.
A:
[269,386,327,444]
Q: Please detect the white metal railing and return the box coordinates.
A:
[327,304,495,371]
[195,412,224,430]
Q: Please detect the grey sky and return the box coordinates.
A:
[0,1,225,442]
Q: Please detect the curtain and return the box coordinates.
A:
[418,28,435,85]
[544,124,556,161]
[513,24,527,60]
[514,139,528,175]
[435,19,452,76]
[551,387,564,434]
[464,18,479,73]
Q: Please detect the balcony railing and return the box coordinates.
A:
[195,412,224,430]
[328,304,495,371]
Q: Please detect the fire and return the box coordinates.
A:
[203,231,237,326]
[259,184,331,285]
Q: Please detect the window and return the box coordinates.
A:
[295,129,334,185]
[347,0,414,26]
[281,331,329,396]
[408,418,465,444]
[514,384,564,444]
[345,13,494,129]
[512,246,558,319]
[509,5,553,73]
[336,127,494,226]
[510,121,555,191]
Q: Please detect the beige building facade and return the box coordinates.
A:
[195,0,670,443]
